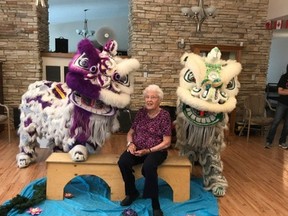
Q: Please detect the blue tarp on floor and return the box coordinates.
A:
[5,175,218,216]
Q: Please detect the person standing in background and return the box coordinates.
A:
[265,64,288,149]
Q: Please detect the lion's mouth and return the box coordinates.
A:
[69,92,116,116]
[182,103,223,126]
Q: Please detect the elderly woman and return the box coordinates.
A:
[118,84,172,216]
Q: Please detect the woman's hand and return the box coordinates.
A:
[127,143,136,154]
[127,144,149,156]
[134,149,149,156]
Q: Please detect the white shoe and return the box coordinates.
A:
[265,142,272,149]
[279,143,288,149]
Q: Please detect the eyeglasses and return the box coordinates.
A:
[144,95,159,100]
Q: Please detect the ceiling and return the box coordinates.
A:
[48,0,128,24]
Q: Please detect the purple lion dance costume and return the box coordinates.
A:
[16,39,140,168]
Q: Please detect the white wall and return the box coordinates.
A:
[49,15,128,53]
[266,0,288,84]
[267,30,288,83]
[48,0,129,52]
[267,0,288,20]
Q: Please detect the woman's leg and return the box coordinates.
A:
[118,151,143,195]
[141,151,167,206]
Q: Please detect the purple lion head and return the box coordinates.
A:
[66,39,140,116]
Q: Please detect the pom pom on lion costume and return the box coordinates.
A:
[175,47,242,196]
[16,39,140,168]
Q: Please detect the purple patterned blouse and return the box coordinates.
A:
[131,107,172,150]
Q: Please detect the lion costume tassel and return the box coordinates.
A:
[16,39,140,168]
[175,47,242,196]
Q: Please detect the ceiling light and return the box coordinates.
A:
[76,9,95,38]
[181,0,217,32]
[35,0,46,7]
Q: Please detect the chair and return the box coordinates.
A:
[239,93,274,141]
[0,103,11,143]
[265,83,278,111]
[117,108,133,133]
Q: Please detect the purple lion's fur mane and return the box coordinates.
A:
[70,106,92,143]
[66,39,101,100]
[77,38,100,67]
[66,39,102,144]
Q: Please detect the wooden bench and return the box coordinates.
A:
[46,153,192,202]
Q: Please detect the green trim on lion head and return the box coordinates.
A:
[182,103,224,126]
[177,48,242,116]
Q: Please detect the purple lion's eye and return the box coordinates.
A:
[115,74,130,87]
[78,57,89,69]
[113,73,121,81]
[90,66,97,74]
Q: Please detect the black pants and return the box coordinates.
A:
[118,150,168,199]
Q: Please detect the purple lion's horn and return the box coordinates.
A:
[103,39,118,56]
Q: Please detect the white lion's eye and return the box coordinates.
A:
[184,69,196,83]
[227,78,235,90]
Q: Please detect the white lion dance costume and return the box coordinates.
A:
[175,47,242,196]
[16,39,140,168]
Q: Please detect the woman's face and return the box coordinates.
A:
[144,90,161,111]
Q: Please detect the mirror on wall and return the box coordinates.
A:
[267,31,288,83]
[191,45,243,62]
[48,0,129,53]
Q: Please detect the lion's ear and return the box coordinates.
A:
[180,52,189,65]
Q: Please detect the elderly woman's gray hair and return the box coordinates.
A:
[143,84,164,100]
